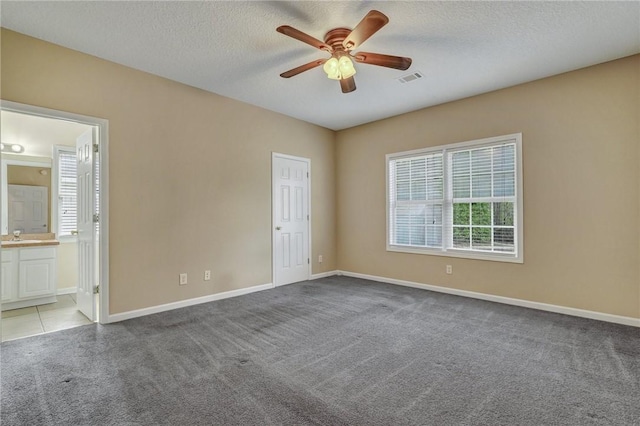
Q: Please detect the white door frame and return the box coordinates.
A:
[1,100,111,324]
[271,152,312,287]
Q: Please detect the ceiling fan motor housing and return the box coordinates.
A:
[324,28,352,52]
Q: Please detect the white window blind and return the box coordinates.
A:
[389,153,443,248]
[387,134,523,263]
[57,148,77,238]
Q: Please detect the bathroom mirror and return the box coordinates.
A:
[1,159,52,235]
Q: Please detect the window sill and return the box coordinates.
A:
[386,245,523,264]
[57,236,78,244]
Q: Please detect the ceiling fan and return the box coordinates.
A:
[276,10,412,93]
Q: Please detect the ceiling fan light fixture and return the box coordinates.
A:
[323,57,341,80]
[338,55,356,79]
[323,55,356,80]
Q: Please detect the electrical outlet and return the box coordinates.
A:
[318,255,323,263]
[179,273,188,285]
[204,270,211,281]
[446,265,452,275]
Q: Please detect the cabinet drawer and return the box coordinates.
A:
[1,249,15,263]
[19,247,56,261]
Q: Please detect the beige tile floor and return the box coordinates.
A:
[1,294,93,342]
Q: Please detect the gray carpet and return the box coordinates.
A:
[1,276,639,425]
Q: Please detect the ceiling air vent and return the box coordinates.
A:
[397,71,423,84]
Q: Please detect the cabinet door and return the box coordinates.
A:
[1,261,15,302]
[18,259,56,299]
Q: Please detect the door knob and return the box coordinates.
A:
[275,226,282,230]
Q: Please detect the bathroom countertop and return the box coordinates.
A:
[1,233,60,248]
[1,240,60,248]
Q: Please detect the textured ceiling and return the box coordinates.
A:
[1,1,639,130]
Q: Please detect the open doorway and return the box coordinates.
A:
[1,101,109,341]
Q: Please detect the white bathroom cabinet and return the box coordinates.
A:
[1,246,57,310]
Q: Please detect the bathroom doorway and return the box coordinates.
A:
[1,101,110,341]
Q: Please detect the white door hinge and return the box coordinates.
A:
[93,214,100,223]
[93,143,99,153]
[93,285,99,294]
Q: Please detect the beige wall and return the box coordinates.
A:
[2,28,637,320]
[7,165,52,231]
[1,29,337,314]
[57,241,77,290]
[337,55,640,319]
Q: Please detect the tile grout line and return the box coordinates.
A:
[2,296,88,341]
[36,304,45,332]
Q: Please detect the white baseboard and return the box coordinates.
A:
[310,270,339,280]
[107,283,274,323]
[338,271,640,328]
[57,287,76,295]
[103,272,639,328]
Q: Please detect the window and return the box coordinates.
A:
[54,146,77,239]
[387,134,523,262]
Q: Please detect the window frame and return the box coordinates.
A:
[52,145,77,242]
[386,133,523,263]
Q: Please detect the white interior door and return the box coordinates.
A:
[8,184,48,234]
[76,128,97,321]
[273,154,310,286]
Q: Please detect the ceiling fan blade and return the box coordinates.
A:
[353,52,412,70]
[280,59,327,78]
[277,25,332,52]
[342,10,389,50]
[340,76,356,93]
